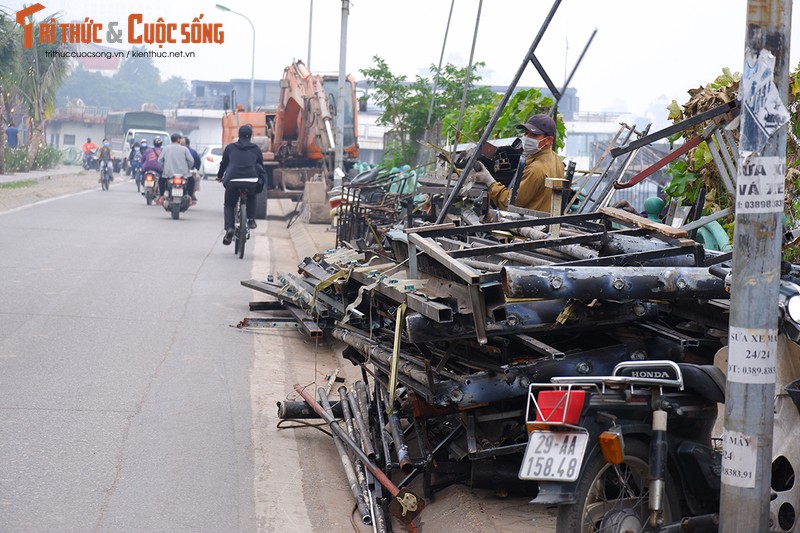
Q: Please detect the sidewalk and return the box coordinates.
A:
[0,164,87,185]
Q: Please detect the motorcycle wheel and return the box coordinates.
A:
[145,191,152,205]
[171,202,180,220]
[556,439,679,533]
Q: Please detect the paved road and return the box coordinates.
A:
[0,179,258,531]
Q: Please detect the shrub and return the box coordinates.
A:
[3,145,62,172]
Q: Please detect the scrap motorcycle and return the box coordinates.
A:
[521,264,800,533]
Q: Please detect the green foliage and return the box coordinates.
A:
[360,55,495,168]
[56,47,189,110]
[3,144,60,171]
[664,159,700,203]
[443,87,563,150]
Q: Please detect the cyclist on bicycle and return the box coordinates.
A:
[217,124,265,245]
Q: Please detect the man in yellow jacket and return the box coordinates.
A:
[473,114,564,212]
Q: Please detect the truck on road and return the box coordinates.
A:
[105,111,170,173]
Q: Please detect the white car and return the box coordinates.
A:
[199,145,223,179]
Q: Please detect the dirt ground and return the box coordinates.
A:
[0,170,558,532]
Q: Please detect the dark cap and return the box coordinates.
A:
[238,125,253,139]
[516,114,556,138]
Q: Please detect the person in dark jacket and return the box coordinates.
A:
[216,124,265,245]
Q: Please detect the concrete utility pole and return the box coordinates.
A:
[334,0,349,187]
[719,1,792,530]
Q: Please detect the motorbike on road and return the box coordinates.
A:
[82,150,99,171]
[142,170,159,205]
[162,174,191,219]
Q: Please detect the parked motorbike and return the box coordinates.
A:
[142,170,159,205]
[162,174,191,219]
[521,265,800,533]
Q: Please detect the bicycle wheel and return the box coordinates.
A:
[233,203,241,255]
[237,198,247,259]
[101,168,109,191]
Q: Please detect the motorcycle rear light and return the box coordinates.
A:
[145,175,154,181]
[173,177,184,185]
[599,429,625,464]
[206,156,214,161]
[528,390,586,432]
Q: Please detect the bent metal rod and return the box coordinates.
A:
[293,383,423,522]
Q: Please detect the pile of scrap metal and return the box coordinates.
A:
[246,196,733,529]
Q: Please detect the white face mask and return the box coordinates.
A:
[521,136,543,158]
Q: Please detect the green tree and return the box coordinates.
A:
[443,87,563,150]
[360,56,495,168]
[14,10,70,170]
[57,47,188,110]
[360,56,563,169]
[0,10,20,174]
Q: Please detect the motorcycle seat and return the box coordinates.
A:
[678,363,726,404]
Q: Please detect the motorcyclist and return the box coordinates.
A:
[141,136,163,186]
[97,138,113,182]
[157,132,194,205]
[128,140,144,181]
[183,137,201,202]
[217,124,265,245]
[82,137,97,168]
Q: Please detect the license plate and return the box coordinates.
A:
[172,188,183,196]
[519,430,589,481]
[145,181,154,187]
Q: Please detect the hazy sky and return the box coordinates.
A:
[4,0,800,118]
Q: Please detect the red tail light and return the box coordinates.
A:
[145,174,154,182]
[206,156,214,162]
[172,176,184,186]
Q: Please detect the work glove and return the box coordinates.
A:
[471,162,496,187]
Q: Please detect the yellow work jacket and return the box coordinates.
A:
[487,148,564,212]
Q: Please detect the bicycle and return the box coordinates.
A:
[100,161,112,191]
[131,163,143,192]
[233,189,251,259]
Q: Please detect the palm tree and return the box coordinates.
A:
[13,10,69,171]
[0,11,20,174]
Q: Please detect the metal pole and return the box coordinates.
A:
[334,0,349,187]
[319,388,372,525]
[435,0,562,223]
[307,0,313,70]
[719,1,791,531]
[249,18,255,112]
[215,5,255,112]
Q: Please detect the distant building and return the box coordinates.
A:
[71,42,123,76]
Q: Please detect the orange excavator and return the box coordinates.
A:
[221,60,359,205]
